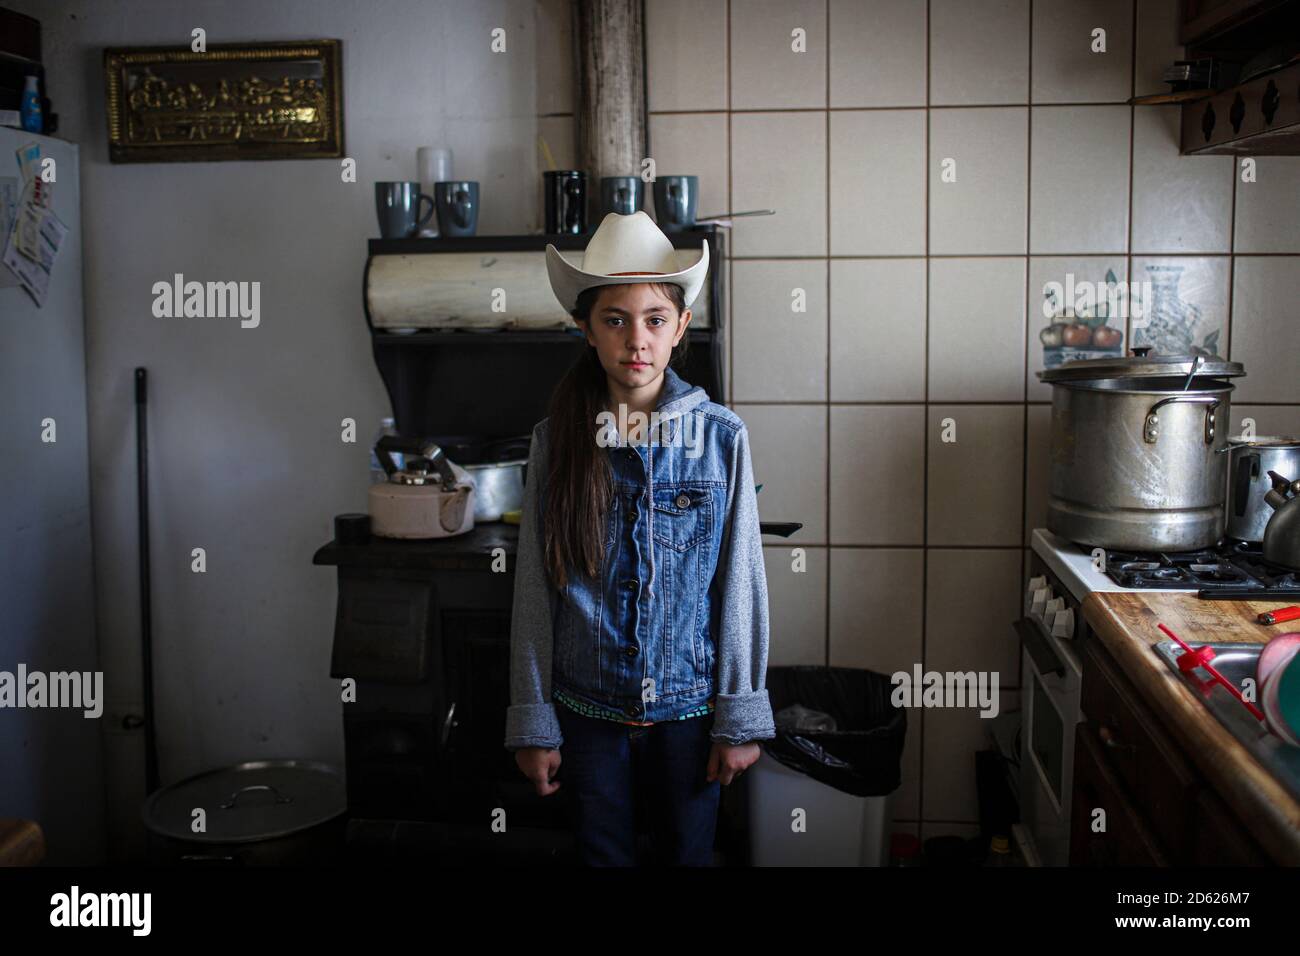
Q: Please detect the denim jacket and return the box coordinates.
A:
[503,366,776,750]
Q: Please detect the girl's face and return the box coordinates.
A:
[579,283,691,393]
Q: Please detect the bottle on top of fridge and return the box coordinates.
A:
[20,75,43,133]
[369,417,403,483]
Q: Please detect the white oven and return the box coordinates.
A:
[1016,551,1084,867]
[1019,528,1194,865]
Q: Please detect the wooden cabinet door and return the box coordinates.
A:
[1081,638,1199,857]
[1190,787,1272,866]
[1070,721,1169,866]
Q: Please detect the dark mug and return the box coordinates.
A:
[376,182,435,238]
[600,176,644,217]
[652,175,698,231]
[544,170,586,234]
[435,181,479,237]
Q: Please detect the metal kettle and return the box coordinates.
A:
[367,435,475,539]
[1262,470,1300,570]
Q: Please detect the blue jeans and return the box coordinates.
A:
[556,706,721,866]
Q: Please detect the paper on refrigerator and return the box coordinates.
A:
[3,201,67,306]
[3,141,67,306]
[0,176,18,289]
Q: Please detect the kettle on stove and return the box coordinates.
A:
[1263,470,1300,570]
[368,435,476,539]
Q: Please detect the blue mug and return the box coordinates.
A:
[435,181,479,237]
[652,175,698,231]
[601,176,644,217]
[376,181,434,238]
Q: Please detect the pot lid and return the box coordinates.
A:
[393,457,440,485]
[462,458,527,471]
[1038,350,1245,383]
[141,760,345,843]
[389,456,465,490]
[1228,435,1300,448]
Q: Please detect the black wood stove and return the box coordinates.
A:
[314,522,573,862]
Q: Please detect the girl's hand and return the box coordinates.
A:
[707,741,760,785]
[515,746,562,796]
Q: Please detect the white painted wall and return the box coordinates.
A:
[9,0,572,861]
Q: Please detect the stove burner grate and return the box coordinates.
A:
[1093,539,1300,594]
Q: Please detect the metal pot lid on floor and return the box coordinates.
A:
[141,760,346,843]
[1039,350,1245,383]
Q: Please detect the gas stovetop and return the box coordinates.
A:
[1102,540,1300,596]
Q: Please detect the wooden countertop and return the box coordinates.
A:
[1083,591,1300,864]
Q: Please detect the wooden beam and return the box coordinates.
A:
[572,0,646,227]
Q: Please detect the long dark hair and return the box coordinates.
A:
[542,281,689,589]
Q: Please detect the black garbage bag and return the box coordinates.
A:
[761,666,906,798]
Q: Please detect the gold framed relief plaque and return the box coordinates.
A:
[104,40,343,163]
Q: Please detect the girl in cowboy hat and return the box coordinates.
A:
[504,211,776,866]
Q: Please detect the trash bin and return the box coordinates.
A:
[745,666,906,867]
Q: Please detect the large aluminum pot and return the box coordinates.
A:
[142,760,346,865]
[1038,351,1245,551]
[1226,437,1300,543]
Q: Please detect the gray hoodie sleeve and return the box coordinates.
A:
[708,423,777,746]
[503,422,564,751]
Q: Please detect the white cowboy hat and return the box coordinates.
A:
[544,210,709,314]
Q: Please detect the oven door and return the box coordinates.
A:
[1016,615,1083,867]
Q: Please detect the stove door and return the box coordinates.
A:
[1017,617,1083,868]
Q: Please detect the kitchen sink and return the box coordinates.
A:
[1154,641,1300,802]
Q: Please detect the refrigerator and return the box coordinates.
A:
[0,127,106,864]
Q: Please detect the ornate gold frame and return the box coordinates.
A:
[103,40,343,163]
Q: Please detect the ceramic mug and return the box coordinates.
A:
[435,181,479,237]
[375,182,435,238]
[600,176,644,217]
[652,175,698,231]
[544,170,586,234]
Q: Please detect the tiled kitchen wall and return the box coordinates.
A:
[640,0,1300,841]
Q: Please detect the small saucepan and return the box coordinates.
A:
[421,434,531,522]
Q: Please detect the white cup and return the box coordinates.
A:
[416,147,453,236]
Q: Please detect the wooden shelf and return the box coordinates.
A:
[368,225,719,257]
[370,328,716,346]
[360,227,728,440]
[1180,58,1300,154]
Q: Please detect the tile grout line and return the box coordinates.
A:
[726,0,732,412]
[825,0,832,670]
[1019,0,1029,658]
[1227,141,1238,363]
[720,250,1294,259]
[759,546,1029,554]
[1020,0,1034,669]
[645,100,1141,114]
[1126,0,1137,360]
[919,0,931,836]
[731,398,1295,406]
[1010,0,1033,751]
